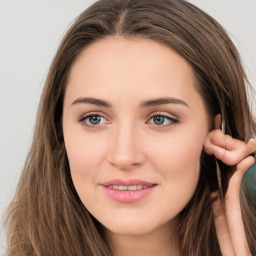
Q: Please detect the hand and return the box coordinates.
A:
[204,129,256,165]
[204,130,256,256]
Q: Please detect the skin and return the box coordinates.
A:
[62,37,256,256]
[204,131,256,256]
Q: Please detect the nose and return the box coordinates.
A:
[107,124,145,170]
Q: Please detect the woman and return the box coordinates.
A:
[4,0,256,255]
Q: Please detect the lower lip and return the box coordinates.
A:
[102,185,157,203]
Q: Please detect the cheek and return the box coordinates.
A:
[148,131,203,169]
[147,131,203,193]
[64,132,109,187]
[149,137,203,218]
[64,135,110,210]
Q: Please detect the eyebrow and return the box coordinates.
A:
[71,97,189,108]
[140,97,189,108]
[71,97,111,107]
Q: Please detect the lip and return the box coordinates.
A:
[101,179,156,187]
[101,179,157,203]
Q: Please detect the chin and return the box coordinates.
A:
[106,223,157,236]
[101,215,174,237]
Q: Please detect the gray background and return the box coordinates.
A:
[0,0,255,253]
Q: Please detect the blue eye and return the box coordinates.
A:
[79,113,177,128]
[88,115,102,125]
[153,116,165,125]
[79,114,108,126]
[149,114,178,126]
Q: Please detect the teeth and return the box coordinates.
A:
[127,185,137,191]
[108,185,149,190]
[119,185,127,191]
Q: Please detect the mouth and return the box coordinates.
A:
[101,179,157,203]
[107,184,151,190]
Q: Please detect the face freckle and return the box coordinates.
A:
[62,36,210,237]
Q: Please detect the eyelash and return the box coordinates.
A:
[78,112,179,128]
[147,113,179,127]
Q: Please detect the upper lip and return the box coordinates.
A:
[101,179,157,187]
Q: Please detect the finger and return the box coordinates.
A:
[225,156,255,255]
[204,130,256,165]
[211,191,235,256]
[204,129,225,155]
[247,138,256,155]
[219,139,256,166]
[204,130,237,157]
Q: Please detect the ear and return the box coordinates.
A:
[214,113,222,130]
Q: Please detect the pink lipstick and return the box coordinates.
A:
[101,179,157,203]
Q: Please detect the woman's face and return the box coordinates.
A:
[63,37,210,236]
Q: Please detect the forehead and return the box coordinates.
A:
[65,36,204,112]
[68,37,195,95]
[64,36,210,128]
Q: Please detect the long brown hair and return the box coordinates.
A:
[4,0,256,255]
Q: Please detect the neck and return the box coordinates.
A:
[106,219,180,256]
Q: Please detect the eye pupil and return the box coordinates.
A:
[153,116,165,125]
[89,115,101,125]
